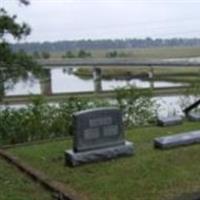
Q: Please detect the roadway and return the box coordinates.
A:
[38,58,200,68]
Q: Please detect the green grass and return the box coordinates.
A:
[156,76,200,83]
[9,122,200,200]
[0,158,52,200]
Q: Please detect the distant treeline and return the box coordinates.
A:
[11,38,200,53]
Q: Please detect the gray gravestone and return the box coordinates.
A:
[157,116,183,126]
[154,130,200,149]
[65,107,134,166]
[187,112,200,121]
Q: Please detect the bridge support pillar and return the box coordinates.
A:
[93,67,102,92]
[40,69,52,95]
[148,65,154,89]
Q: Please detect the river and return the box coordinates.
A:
[2,66,198,117]
[4,67,183,96]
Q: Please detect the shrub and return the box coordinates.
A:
[0,97,87,144]
[41,51,50,59]
[0,86,157,145]
[115,85,156,127]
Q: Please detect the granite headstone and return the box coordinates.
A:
[65,107,134,166]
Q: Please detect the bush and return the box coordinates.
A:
[106,51,118,58]
[115,85,156,127]
[62,51,75,59]
[0,86,157,145]
[41,51,50,59]
[0,97,86,144]
[78,49,91,58]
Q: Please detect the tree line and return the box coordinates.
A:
[11,38,200,53]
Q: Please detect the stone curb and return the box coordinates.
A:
[1,136,70,150]
[0,149,84,200]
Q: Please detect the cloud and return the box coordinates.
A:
[2,0,200,41]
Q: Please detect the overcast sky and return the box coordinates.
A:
[2,0,200,42]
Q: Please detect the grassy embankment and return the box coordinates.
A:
[74,67,200,83]
[0,158,51,200]
[9,121,200,200]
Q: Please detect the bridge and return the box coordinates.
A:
[1,58,199,105]
[37,58,200,94]
[38,58,200,67]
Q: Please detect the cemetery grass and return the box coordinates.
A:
[0,158,52,200]
[9,122,200,200]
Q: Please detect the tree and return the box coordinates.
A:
[62,50,75,59]
[106,50,118,58]
[78,49,91,58]
[41,51,50,59]
[0,0,41,99]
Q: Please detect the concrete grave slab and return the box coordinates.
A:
[157,116,183,126]
[187,112,200,121]
[154,130,200,149]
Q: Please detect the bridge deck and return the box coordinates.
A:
[38,58,200,67]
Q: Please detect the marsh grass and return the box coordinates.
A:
[50,47,200,59]
[74,66,200,84]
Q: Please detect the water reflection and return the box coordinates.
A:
[40,69,52,95]
[5,73,40,96]
[4,67,183,96]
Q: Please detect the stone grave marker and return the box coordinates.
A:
[183,99,200,121]
[65,107,134,166]
[154,130,200,149]
[187,112,200,121]
[157,116,183,126]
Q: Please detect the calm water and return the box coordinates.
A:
[3,66,195,117]
[5,67,183,96]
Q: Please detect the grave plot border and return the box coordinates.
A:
[0,149,83,200]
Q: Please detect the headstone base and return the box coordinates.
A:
[65,141,134,166]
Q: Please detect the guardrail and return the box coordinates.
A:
[1,86,191,105]
[38,58,200,67]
